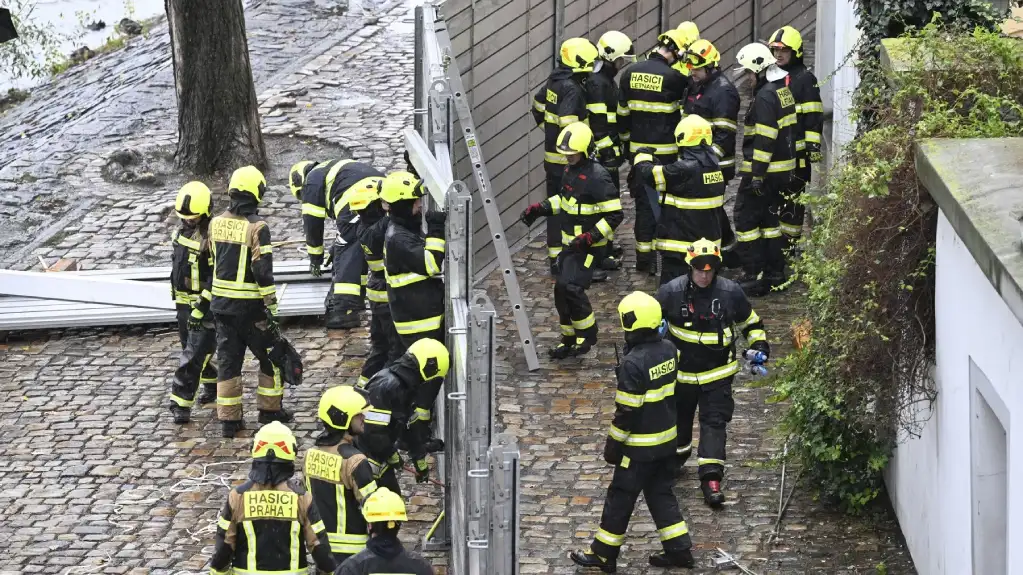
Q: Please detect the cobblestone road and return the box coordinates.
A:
[0,0,915,573]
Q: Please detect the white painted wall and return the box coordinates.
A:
[814,0,860,168]
[887,211,1023,574]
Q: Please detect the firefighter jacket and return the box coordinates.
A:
[740,73,798,179]
[209,478,335,575]
[356,355,441,473]
[617,53,687,157]
[655,275,770,386]
[532,66,588,174]
[535,158,623,252]
[209,197,278,318]
[608,333,680,462]
[357,208,389,306]
[384,212,445,338]
[683,68,741,178]
[335,534,434,575]
[631,146,725,252]
[584,63,623,167]
[171,222,213,318]
[304,437,379,556]
[782,61,824,162]
[301,160,384,257]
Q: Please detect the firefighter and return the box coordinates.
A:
[335,487,435,575]
[349,178,402,387]
[619,28,692,275]
[532,37,597,271]
[587,30,634,275]
[681,39,741,266]
[209,421,337,575]
[768,26,823,255]
[379,170,446,348]
[291,159,332,276]
[210,166,293,438]
[295,159,384,329]
[305,385,380,565]
[670,20,700,78]
[733,42,798,296]
[357,338,451,497]
[568,292,694,572]
[520,122,623,359]
[168,182,218,424]
[655,239,770,506]
[629,115,725,286]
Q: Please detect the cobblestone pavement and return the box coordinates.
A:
[0,0,915,573]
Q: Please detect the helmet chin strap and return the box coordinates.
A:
[593,59,604,74]
[765,63,789,82]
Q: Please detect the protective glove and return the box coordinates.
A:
[414,458,430,483]
[309,253,323,277]
[809,150,823,164]
[265,308,281,339]
[751,340,770,360]
[603,437,623,466]
[187,308,204,332]
[749,177,764,196]
[569,232,594,252]
[387,451,404,470]
[520,202,543,226]
[597,144,618,166]
[425,211,446,236]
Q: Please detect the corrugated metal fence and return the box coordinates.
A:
[441,0,816,275]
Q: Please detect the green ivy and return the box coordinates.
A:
[770,10,1023,513]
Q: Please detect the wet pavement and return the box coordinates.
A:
[0,1,916,573]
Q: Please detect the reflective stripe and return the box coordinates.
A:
[333,283,361,296]
[258,245,272,255]
[394,314,443,335]
[310,520,325,534]
[258,285,277,296]
[359,481,378,498]
[735,228,762,242]
[356,375,369,388]
[366,259,385,272]
[302,203,327,218]
[710,117,738,130]
[753,124,778,139]
[596,528,625,547]
[676,442,693,455]
[548,247,563,258]
[425,237,446,251]
[676,361,739,385]
[643,382,675,403]
[170,393,195,408]
[615,390,645,408]
[233,569,307,575]
[533,98,545,113]
[411,407,432,423]
[752,149,773,163]
[598,199,622,212]
[652,165,666,191]
[711,143,725,158]
[805,130,821,144]
[630,141,678,155]
[780,222,803,236]
[800,101,824,113]
[175,234,201,250]
[425,251,442,275]
[636,241,654,253]
[386,272,430,287]
[658,521,689,541]
[586,102,608,114]
[739,159,796,173]
[609,425,678,447]
[560,324,575,336]
[218,395,243,406]
[778,113,798,127]
[595,218,613,238]
[544,151,569,164]
[367,288,388,303]
[795,140,807,151]
[328,533,369,545]
[627,100,678,113]
[324,160,356,210]
[364,410,391,425]
[762,226,782,239]
[594,135,615,150]
[656,239,693,253]
[306,244,324,256]
[669,323,733,346]
[698,457,726,466]
[747,329,767,345]
[633,152,655,166]
[719,157,736,167]
[662,193,724,210]
[738,310,763,329]
[572,313,595,330]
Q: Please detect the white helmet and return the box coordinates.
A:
[735,42,776,74]
[597,30,635,62]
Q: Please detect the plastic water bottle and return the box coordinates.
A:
[743,349,767,364]
[657,319,668,338]
[750,364,769,377]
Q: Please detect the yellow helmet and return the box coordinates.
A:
[675,115,713,147]
[345,177,383,212]
[659,27,697,53]
[407,338,450,381]
[362,487,407,525]
[596,30,635,62]
[684,39,721,70]
[229,165,268,203]
[289,161,315,200]
[559,37,598,73]
[618,291,662,332]
[318,385,371,431]
[735,42,776,74]
[685,238,722,270]
[555,122,594,156]
[768,25,803,58]
[175,181,212,219]
[378,171,424,204]
[675,21,701,45]
[251,421,297,462]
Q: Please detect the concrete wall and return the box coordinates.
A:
[441,0,818,274]
[814,0,859,168]
[886,211,1023,574]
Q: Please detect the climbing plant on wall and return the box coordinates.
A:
[768,4,1022,513]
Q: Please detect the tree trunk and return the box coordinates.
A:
[166,0,267,176]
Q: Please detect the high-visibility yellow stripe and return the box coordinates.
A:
[175,234,201,250]
[615,390,644,407]
[740,159,796,173]
[170,393,195,408]
[805,131,821,143]
[719,157,736,167]
[652,165,667,191]
[366,288,388,303]
[762,226,782,238]
[594,135,615,150]
[217,517,231,531]
[658,521,689,541]
[364,410,391,425]
[302,203,327,218]
[394,314,443,335]
[425,237,446,251]
[586,102,608,114]
[560,324,575,336]
[735,228,762,242]
[669,323,733,346]
[425,251,441,275]
[609,425,678,447]
[572,313,595,330]
[386,272,430,287]
[676,361,739,385]
[306,244,324,256]
[800,101,823,113]
[753,149,773,163]
[778,113,797,127]
[698,457,726,466]
[533,98,545,112]
[662,194,724,210]
[710,118,738,130]
[544,151,569,164]
[636,241,654,253]
[747,329,767,345]
[595,218,613,238]
[596,528,625,547]
[753,124,778,139]
[627,100,679,113]
[630,141,678,155]
[333,282,361,296]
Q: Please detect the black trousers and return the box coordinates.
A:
[733,175,786,276]
[359,301,403,386]
[675,377,735,481]
[330,237,368,313]
[780,163,810,240]
[397,324,446,352]
[170,306,218,408]
[376,465,402,499]
[590,458,692,560]
[214,312,283,422]
[554,251,596,342]
[544,171,564,262]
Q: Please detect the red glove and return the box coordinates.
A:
[570,232,594,252]
[520,203,543,226]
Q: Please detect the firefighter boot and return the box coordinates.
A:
[197,383,217,405]
[548,336,576,360]
[701,479,726,507]
[573,336,597,357]
[649,550,695,569]
[170,405,190,424]
[592,269,609,283]
[222,420,245,438]
[325,301,361,329]
[258,406,294,424]
[569,550,616,573]
[601,255,621,271]
[734,271,768,298]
